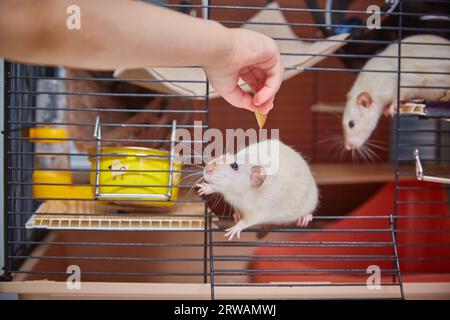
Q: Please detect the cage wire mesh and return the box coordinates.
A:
[2,0,450,299]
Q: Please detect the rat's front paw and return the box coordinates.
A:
[297,214,313,228]
[384,102,396,118]
[196,183,215,196]
[224,220,248,241]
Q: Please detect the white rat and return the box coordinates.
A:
[343,34,450,150]
[197,139,318,240]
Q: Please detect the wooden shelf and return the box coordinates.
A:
[312,163,406,185]
[1,281,449,300]
[312,162,450,185]
[26,200,213,231]
[311,163,396,185]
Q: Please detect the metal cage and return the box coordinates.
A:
[1,0,450,300]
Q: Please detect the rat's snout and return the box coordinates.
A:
[344,134,362,151]
[345,143,355,151]
[345,137,363,151]
[204,163,215,175]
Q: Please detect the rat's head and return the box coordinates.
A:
[203,153,266,192]
[342,91,380,150]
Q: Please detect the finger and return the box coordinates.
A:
[255,97,274,115]
[253,58,283,106]
[250,67,266,85]
[240,71,262,95]
[240,67,268,98]
[222,85,257,112]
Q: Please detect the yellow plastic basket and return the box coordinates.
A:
[88,146,182,208]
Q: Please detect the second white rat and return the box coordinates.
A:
[343,34,450,150]
[197,139,319,240]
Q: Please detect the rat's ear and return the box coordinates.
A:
[250,165,266,187]
[357,92,372,108]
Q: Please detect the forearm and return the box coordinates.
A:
[0,0,233,70]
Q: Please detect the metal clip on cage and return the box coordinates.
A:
[92,116,178,200]
[414,149,450,185]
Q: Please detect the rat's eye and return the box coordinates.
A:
[348,120,355,129]
[230,162,238,171]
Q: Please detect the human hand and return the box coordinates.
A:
[203,28,283,115]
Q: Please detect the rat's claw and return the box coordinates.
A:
[297,214,313,228]
[196,183,214,196]
[224,227,238,240]
[224,220,248,241]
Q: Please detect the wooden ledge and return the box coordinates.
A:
[311,162,449,185]
[311,163,398,185]
[1,281,449,300]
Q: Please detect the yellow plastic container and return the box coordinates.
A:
[32,171,93,200]
[30,126,93,200]
[88,147,182,207]
[29,127,68,143]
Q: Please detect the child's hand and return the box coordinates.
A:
[203,28,283,115]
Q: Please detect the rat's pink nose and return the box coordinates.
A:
[345,143,354,151]
[204,164,214,174]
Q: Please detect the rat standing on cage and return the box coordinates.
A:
[197,139,319,240]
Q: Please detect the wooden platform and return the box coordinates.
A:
[311,162,449,185]
[26,200,214,231]
[1,281,449,300]
[312,163,398,185]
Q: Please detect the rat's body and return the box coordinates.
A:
[197,139,318,240]
[343,35,450,150]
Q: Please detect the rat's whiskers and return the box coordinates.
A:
[184,175,204,201]
[318,134,342,145]
[366,139,388,151]
[179,170,202,184]
[321,135,345,162]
